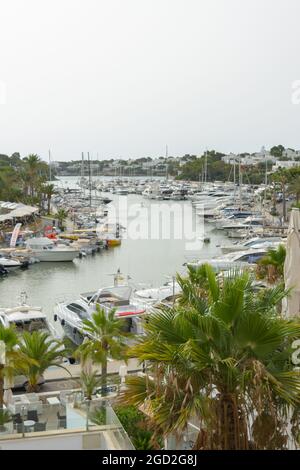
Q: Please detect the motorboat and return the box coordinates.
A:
[187,248,267,272]
[0,265,8,276]
[0,254,28,270]
[0,293,59,388]
[53,275,146,345]
[25,237,79,262]
[220,236,284,254]
[131,280,181,309]
[0,295,56,338]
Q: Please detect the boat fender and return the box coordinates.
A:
[54,314,58,322]
[61,319,65,326]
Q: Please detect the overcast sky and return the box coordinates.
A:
[0,0,300,161]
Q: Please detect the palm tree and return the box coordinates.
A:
[75,306,128,394]
[257,244,286,284]
[121,265,300,450]
[42,183,56,214]
[16,331,67,392]
[56,208,68,230]
[22,154,42,198]
[80,371,102,400]
[0,326,20,407]
[288,175,300,203]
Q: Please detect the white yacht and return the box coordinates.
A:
[0,298,56,337]
[220,237,284,254]
[0,293,62,389]
[25,237,79,262]
[131,280,181,308]
[187,249,267,272]
[54,280,146,345]
[0,254,28,270]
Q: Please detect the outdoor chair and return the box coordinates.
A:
[27,410,38,422]
[34,421,46,432]
[15,423,24,434]
[57,414,67,428]
[13,413,22,424]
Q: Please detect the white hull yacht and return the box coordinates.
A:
[54,281,146,345]
[0,254,28,270]
[220,236,284,254]
[187,248,267,272]
[0,293,59,388]
[25,238,79,262]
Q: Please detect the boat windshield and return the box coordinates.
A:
[13,318,49,334]
[93,286,132,305]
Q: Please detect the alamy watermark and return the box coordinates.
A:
[95,197,205,251]
[292,339,300,370]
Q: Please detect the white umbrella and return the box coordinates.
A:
[283,208,300,317]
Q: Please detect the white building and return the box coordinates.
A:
[272,160,300,170]
[222,147,276,166]
[282,148,300,159]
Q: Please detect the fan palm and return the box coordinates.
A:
[121,264,300,450]
[15,331,67,392]
[258,244,286,283]
[75,305,128,394]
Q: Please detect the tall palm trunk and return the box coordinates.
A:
[217,393,248,450]
[193,393,249,450]
[101,358,108,396]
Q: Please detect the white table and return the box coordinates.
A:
[46,397,60,405]
[23,420,35,431]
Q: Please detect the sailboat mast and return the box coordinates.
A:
[264,154,268,214]
[238,154,242,210]
[233,157,236,205]
[165,144,168,181]
[48,149,52,181]
[88,152,92,207]
[81,152,85,197]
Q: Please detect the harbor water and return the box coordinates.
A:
[0,177,226,322]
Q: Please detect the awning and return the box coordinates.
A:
[0,214,13,222]
[0,201,39,220]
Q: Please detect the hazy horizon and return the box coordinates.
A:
[1,0,300,162]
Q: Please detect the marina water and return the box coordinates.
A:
[0,177,226,325]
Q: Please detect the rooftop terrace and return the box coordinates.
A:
[0,390,134,450]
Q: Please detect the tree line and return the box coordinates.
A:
[0,153,55,212]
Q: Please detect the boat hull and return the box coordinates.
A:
[106,239,121,247]
[30,250,79,262]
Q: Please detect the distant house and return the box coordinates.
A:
[272,160,300,170]
[222,147,276,166]
[282,148,300,159]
